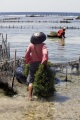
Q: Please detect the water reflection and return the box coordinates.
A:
[58,38,65,46]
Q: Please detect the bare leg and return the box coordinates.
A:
[28,83,33,100]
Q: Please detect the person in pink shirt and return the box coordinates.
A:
[25,32,48,100]
[57,27,66,38]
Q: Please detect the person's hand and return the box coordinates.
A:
[42,60,47,66]
[21,57,26,64]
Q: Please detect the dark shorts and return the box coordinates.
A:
[26,61,40,85]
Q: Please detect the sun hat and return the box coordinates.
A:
[63,27,66,30]
[30,32,46,44]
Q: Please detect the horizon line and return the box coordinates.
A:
[0,11,80,13]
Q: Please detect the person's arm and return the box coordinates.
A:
[25,44,31,64]
[62,31,66,38]
[41,44,48,65]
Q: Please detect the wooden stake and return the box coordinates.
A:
[79,57,80,75]
[12,49,17,89]
[65,66,67,82]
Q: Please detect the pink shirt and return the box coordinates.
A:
[57,29,65,37]
[25,43,48,64]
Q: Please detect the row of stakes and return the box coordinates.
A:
[0,25,80,29]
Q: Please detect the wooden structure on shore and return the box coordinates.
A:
[0,33,10,61]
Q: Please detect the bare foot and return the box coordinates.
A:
[28,98,33,101]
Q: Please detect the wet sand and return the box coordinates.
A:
[0,73,80,120]
[54,73,80,120]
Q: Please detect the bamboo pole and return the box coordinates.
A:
[65,66,68,82]
[79,57,80,75]
[12,49,17,88]
[7,42,10,58]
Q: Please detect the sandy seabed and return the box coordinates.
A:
[0,73,80,120]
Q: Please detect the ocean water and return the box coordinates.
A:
[0,12,80,63]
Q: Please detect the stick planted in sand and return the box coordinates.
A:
[12,49,16,88]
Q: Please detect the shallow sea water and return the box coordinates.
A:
[0,14,80,63]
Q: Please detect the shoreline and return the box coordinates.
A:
[0,70,80,120]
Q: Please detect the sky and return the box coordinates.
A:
[0,0,80,13]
